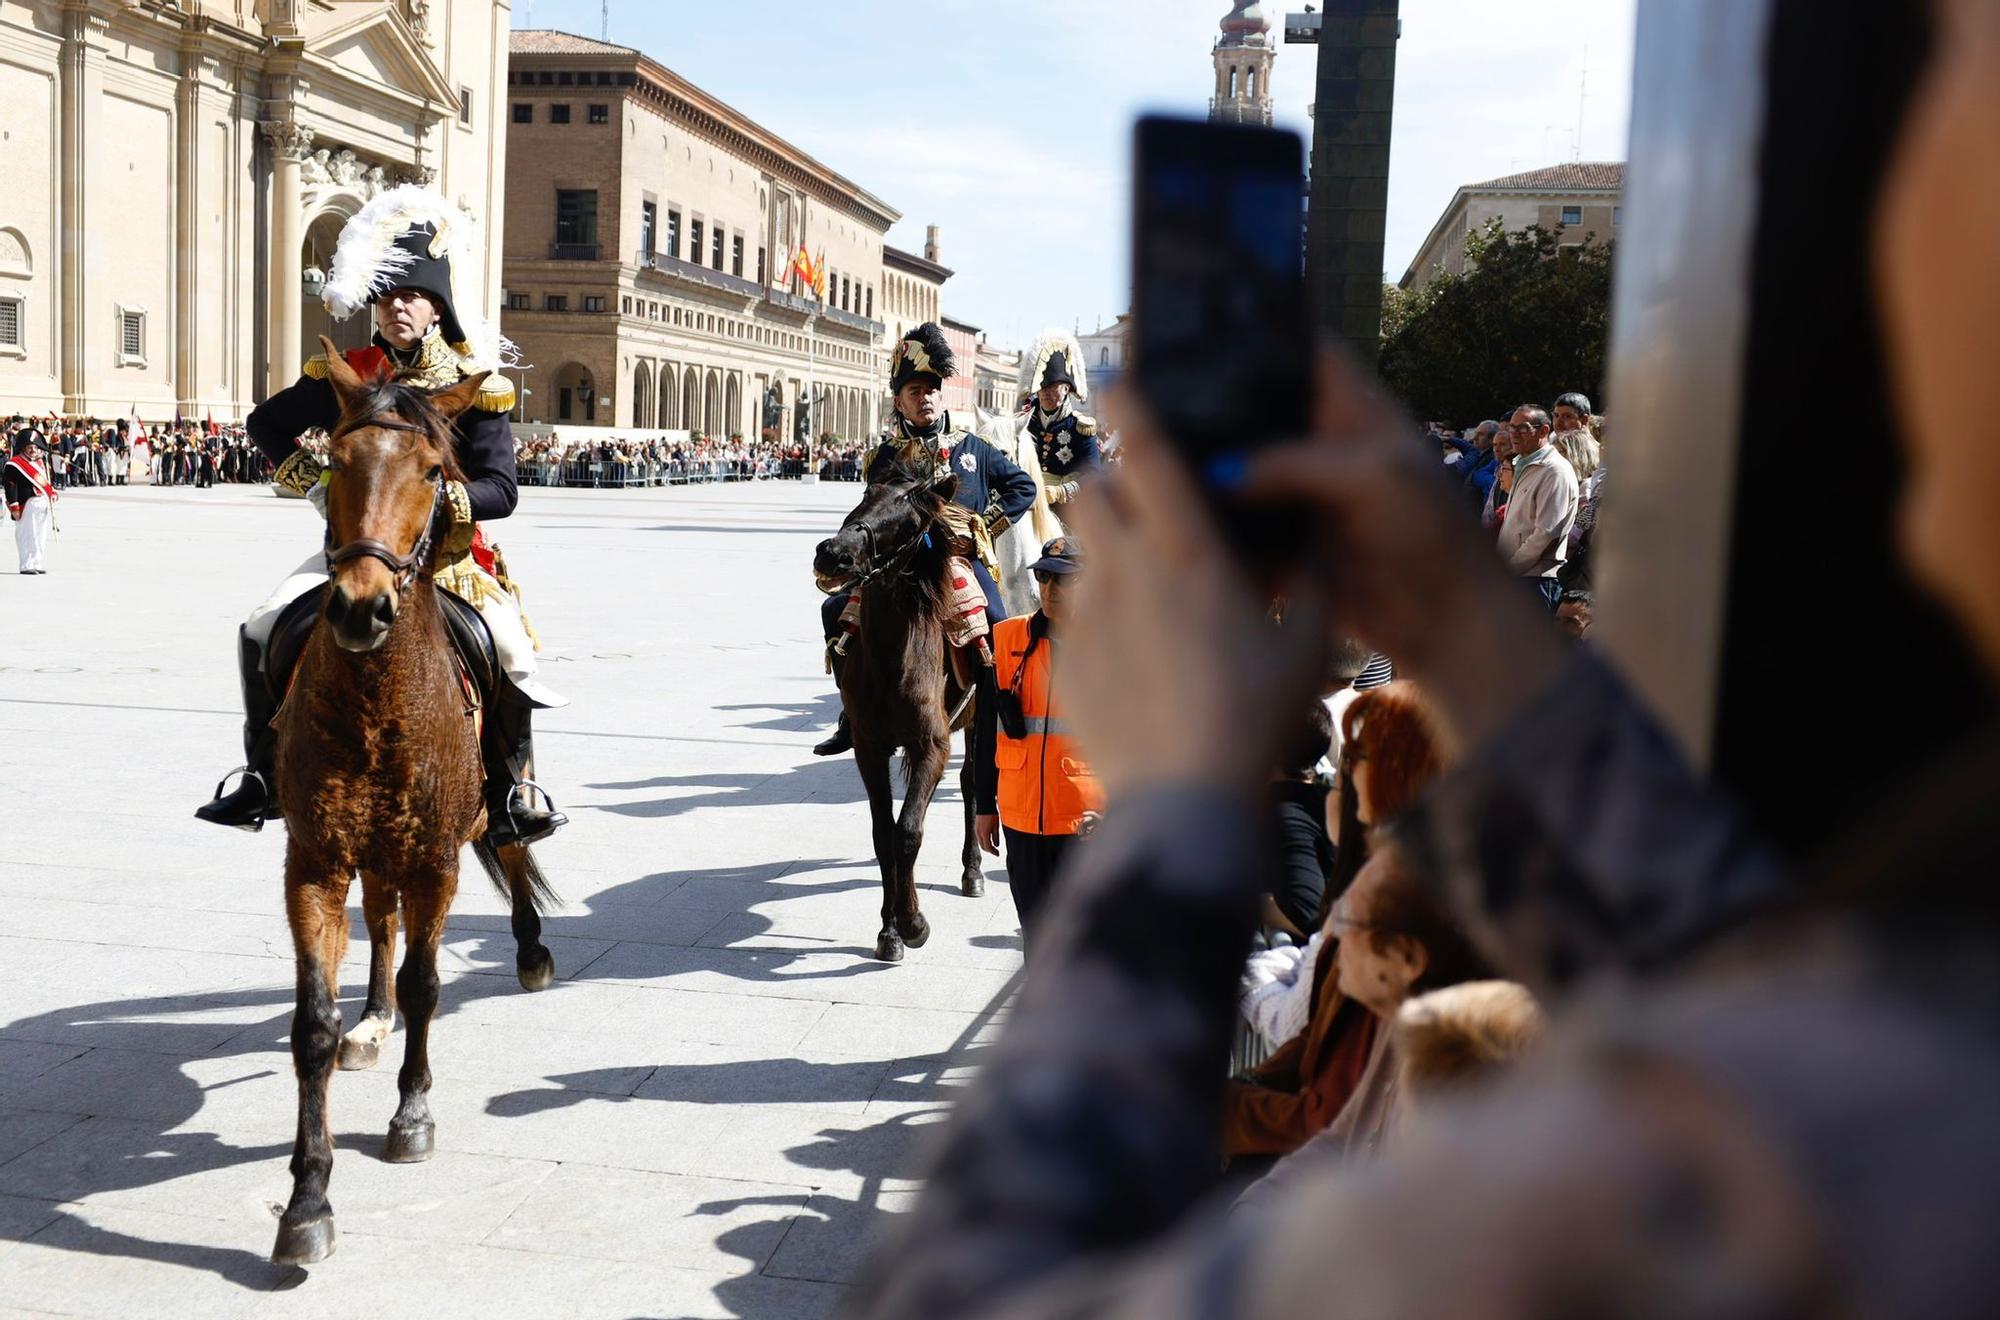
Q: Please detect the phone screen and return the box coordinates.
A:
[1132,116,1310,560]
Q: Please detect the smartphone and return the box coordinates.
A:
[1131,115,1311,564]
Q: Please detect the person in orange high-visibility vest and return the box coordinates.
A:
[975,537,1105,950]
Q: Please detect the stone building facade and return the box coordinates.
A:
[1400,162,1625,292]
[1211,1,1276,127]
[499,29,897,444]
[0,0,511,419]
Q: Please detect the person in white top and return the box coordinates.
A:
[1496,405,1580,610]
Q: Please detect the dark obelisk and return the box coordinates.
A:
[1297,0,1401,371]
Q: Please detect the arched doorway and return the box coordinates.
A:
[553,362,597,423]
[682,370,702,436]
[631,362,652,429]
[658,364,677,428]
[703,370,722,437]
[724,373,742,441]
[301,201,370,364]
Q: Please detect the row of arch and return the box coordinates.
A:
[884,273,936,323]
[626,360,884,439]
[1218,61,1265,101]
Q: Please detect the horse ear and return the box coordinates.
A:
[934,471,960,503]
[428,371,491,422]
[317,335,365,404]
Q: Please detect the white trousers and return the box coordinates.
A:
[245,552,567,708]
[13,496,50,571]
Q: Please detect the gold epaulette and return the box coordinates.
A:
[475,376,516,414]
[1074,414,1098,437]
[302,354,330,381]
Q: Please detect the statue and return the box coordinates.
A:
[794,391,811,444]
[763,380,784,431]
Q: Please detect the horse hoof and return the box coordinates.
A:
[272,1214,336,1266]
[337,1037,380,1071]
[382,1122,435,1164]
[961,871,986,898]
[898,914,932,949]
[874,931,905,963]
[517,950,555,992]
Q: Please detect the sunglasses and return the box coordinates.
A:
[1032,569,1073,586]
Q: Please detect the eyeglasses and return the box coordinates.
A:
[1329,897,1377,940]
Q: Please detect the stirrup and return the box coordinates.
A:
[490,779,567,846]
[195,767,270,833]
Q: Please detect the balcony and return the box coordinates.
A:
[634,249,764,300]
[548,242,601,261]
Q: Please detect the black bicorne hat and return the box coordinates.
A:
[373,223,467,346]
[889,322,956,393]
[1041,349,1076,391]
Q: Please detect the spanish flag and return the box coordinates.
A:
[791,247,815,289]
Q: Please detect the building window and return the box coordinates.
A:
[665,209,682,260]
[621,295,632,314]
[549,103,571,124]
[1100,347,1110,367]
[731,235,744,278]
[544,294,568,311]
[640,201,657,259]
[865,287,873,319]
[0,296,21,354]
[1561,205,1583,225]
[458,86,474,127]
[511,102,532,124]
[588,104,609,124]
[116,307,146,366]
[506,292,530,311]
[711,227,724,270]
[555,189,598,245]
[1613,205,1624,225]
[689,218,704,267]
[583,295,606,312]
[756,247,766,285]
[840,276,850,311]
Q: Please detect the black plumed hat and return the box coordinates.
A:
[889,322,955,392]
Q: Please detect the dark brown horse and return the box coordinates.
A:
[270,338,558,1266]
[813,452,985,962]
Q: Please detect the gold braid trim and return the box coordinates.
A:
[441,480,475,556]
[273,448,325,497]
[302,354,330,381]
[476,376,516,413]
[489,542,542,651]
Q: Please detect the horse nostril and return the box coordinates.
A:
[325,587,352,629]
[368,594,396,631]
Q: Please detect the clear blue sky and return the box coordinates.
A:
[512,0,1635,349]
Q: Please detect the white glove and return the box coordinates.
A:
[306,478,329,519]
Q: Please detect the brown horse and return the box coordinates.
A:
[813,452,985,963]
[270,338,558,1266]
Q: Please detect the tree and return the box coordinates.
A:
[1379,221,1613,426]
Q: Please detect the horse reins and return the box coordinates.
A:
[322,415,448,592]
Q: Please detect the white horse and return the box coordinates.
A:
[975,406,1059,618]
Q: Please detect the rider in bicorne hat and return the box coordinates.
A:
[1018,328,1102,516]
[811,322,1039,757]
[195,185,567,848]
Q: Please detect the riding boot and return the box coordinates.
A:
[483,685,568,849]
[814,648,853,757]
[195,626,280,831]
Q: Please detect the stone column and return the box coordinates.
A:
[58,2,104,412]
[261,120,313,396]
[175,41,203,415]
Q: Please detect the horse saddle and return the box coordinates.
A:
[266,584,499,710]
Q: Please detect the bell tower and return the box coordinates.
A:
[1211,2,1276,127]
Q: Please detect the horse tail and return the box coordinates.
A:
[471,838,563,915]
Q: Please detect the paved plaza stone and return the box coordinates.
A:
[0,480,1021,1318]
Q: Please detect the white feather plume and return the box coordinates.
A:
[1018,327,1090,403]
[321,184,518,372]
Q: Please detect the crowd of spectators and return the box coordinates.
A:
[512,432,875,488]
[2,415,275,489]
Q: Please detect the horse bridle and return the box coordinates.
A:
[842,483,935,593]
[322,415,447,593]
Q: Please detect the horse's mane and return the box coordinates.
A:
[857,444,955,628]
[342,375,470,483]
